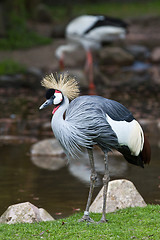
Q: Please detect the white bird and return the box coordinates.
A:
[39,73,151,223]
[55,15,128,94]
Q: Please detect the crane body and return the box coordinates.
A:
[39,73,151,223]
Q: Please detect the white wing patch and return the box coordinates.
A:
[66,15,98,36]
[106,114,144,156]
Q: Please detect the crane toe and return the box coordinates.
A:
[78,215,95,223]
[97,217,108,224]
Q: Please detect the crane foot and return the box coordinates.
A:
[97,216,108,224]
[78,215,95,223]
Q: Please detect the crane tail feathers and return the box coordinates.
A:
[117,134,151,168]
[118,146,144,168]
[140,134,151,164]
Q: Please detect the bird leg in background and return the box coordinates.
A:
[86,50,96,95]
[59,53,65,71]
[78,148,97,222]
[99,152,110,223]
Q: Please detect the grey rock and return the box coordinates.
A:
[151,47,160,62]
[59,45,85,68]
[123,61,151,73]
[99,47,134,66]
[89,179,147,213]
[125,45,150,60]
[30,138,67,170]
[62,70,88,88]
[38,208,54,222]
[0,202,54,224]
[27,67,43,77]
[31,138,64,157]
[31,155,67,170]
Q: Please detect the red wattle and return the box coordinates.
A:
[52,105,60,115]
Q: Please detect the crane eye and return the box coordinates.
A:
[53,91,63,105]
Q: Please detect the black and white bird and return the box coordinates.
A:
[39,73,151,223]
[55,15,128,94]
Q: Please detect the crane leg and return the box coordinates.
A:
[85,50,96,95]
[99,152,110,223]
[78,148,97,222]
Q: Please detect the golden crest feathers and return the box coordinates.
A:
[41,73,80,100]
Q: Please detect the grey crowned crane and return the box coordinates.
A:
[55,15,128,94]
[39,73,151,223]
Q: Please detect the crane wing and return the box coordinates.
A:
[65,95,150,167]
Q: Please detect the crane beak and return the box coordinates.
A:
[39,99,53,110]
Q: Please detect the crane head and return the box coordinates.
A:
[39,89,64,112]
[39,73,80,113]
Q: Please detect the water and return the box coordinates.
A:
[0,144,99,219]
[0,142,159,219]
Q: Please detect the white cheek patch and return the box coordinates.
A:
[53,92,63,105]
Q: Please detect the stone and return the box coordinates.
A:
[63,69,88,88]
[31,138,64,157]
[89,179,147,213]
[123,61,151,73]
[30,138,67,170]
[0,202,54,224]
[125,45,150,60]
[31,155,67,170]
[151,47,160,62]
[27,67,43,77]
[38,208,54,222]
[99,47,134,66]
[60,46,86,69]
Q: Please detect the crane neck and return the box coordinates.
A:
[51,96,70,140]
[52,96,69,120]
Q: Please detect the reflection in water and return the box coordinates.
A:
[31,155,67,171]
[68,149,128,185]
[0,143,159,219]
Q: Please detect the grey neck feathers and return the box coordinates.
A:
[52,96,69,122]
[51,96,69,139]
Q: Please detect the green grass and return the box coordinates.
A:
[0,59,26,75]
[0,31,52,50]
[0,205,159,239]
[51,0,160,21]
[0,10,52,50]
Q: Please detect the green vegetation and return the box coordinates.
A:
[0,30,52,50]
[0,59,26,75]
[0,205,159,239]
[51,0,160,21]
[0,1,52,50]
[0,14,52,51]
[1,0,160,50]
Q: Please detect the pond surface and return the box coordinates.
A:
[0,142,159,220]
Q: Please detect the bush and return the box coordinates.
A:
[0,59,27,75]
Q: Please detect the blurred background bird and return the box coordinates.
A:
[39,73,150,223]
[55,15,128,94]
